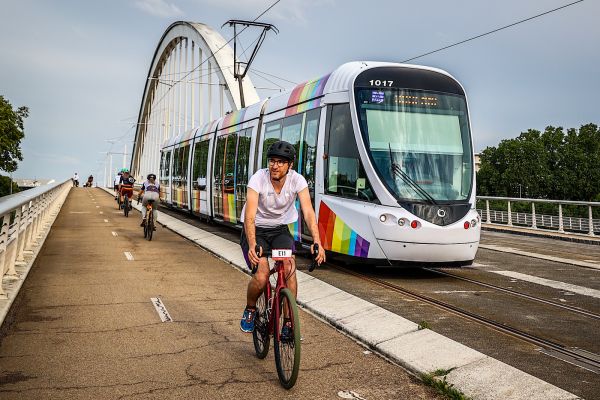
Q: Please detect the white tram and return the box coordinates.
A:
[159,62,480,266]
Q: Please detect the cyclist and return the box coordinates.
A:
[138,173,160,228]
[239,140,325,333]
[72,172,79,187]
[113,171,122,199]
[118,168,135,209]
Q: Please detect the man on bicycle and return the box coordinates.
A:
[118,168,135,209]
[239,140,325,333]
[114,171,122,199]
[138,173,160,228]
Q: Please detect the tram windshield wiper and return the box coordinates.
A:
[388,143,437,205]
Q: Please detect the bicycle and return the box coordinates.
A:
[252,244,319,389]
[143,199,155,240]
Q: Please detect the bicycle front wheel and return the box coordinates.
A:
[252,290,270,359]
[274,288,301,389]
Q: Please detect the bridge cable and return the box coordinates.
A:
[401,0,584,63]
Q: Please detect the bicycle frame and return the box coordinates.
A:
[264,258,293,341]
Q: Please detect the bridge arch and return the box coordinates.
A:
[131,21,259,181]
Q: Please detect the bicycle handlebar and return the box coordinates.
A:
[308,243,319,272]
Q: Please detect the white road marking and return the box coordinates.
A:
[150,297,173,322]
[111,231,118,237]
[479,244,600,270]
[124,252,134,261]
[433,290,491,294]
[99,211,103,214]
[96,206,99,208]
[491,270,600,299]
[103,219,109,223]
[69,211,90,214]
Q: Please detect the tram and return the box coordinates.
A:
[159,62,480,266]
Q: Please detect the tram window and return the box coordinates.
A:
[262,120,282,167]
[213,136,227,216]
[192,140,209,189]
[181,145,190,182]
[282,114,303,153]
[223,133,237,194]
[325,104,376,202]
[236,129,252,217]
[162,151,171,182]
[301,108,320,197]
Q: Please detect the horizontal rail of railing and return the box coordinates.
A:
[0,180,72,298]
[476,196,600,237]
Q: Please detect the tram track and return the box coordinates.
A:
[326,261,600,374]
[424,267,600,320]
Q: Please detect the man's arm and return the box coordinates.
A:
[244,188,261,265]
[298,188,326,264]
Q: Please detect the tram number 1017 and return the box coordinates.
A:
[369,80,394,87]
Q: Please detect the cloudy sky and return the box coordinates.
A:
[1,0,598,181]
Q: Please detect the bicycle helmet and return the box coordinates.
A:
[266,141,296,163]
[122,168,129,173]
[147,173,156,180]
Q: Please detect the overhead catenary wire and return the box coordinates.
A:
[401,0,584,63]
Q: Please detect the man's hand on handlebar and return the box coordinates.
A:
[248,243,262,270]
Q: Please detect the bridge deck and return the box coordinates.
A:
[0,188,438,399]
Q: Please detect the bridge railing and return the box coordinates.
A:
[0,180,71,298]
[477,196,600,237]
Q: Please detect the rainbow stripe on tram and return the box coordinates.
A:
[285,74,331,116]
[222,193,236,223]
[318,201,370,257]
[221,109,246,133]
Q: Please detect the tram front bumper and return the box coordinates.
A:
[377,239,479,264]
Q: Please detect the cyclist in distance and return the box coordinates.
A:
[239,140,326,333]
[118,168,135,209]
[114,170,122,199]
[138,173,160,228]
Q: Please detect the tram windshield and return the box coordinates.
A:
[356,88,473,203]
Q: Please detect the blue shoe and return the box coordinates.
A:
[240,307,256,333]
[280,320,293,342]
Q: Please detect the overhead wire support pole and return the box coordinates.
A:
[222,19,278,108]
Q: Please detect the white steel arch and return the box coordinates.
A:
[131,21,260,181]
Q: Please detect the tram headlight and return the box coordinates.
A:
[379,214,387,222]
[471,219,477,228]
[464,221,470,229]
[398,218,406,227]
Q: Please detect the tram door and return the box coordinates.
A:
[160,150,172,204]
[299,109,321,242]
[212,129,252,224]
[191,139,210,216]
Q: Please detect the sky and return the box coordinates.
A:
[1,0,598,181]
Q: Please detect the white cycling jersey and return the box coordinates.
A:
[240,169,308,227]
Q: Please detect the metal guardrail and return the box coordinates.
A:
[0,180,71,298]
[477,196,600,237]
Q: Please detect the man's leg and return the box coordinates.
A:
[246,258,270,308]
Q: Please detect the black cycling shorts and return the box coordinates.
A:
[240,224,295,270]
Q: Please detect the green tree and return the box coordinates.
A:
[0,95,29,173]
[476,124,600,201]
[0,175,20,197]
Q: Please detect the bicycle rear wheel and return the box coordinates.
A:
[252,291,270,359]
[124,197,129,217]
[147,212,153,241]
[274,288,301,389]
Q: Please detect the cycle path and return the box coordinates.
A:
[0,188,441,400]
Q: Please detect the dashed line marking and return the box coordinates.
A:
[151,298,173,322]
[124,251,134,261]
[99,211,104,214]
[491,270,600,299]
[111,231,118,237]
[103,219,109,223]
[96,206,100,208]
